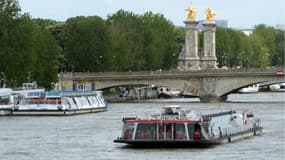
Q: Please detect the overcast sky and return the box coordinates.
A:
[19,0,285,29]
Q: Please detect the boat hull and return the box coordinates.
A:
[11,107,107,116]
[0,108,12,116]
[114,127,262,148]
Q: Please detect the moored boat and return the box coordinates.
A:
[0,88,14,115]
[157,87,183,98]
[238,84,259,93]
[12,90,107,116]
[114,105,262,147]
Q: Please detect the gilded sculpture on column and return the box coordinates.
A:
[206,7,216,22]
[185,3,197,20]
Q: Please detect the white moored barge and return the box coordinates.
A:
[0,88,14,115]
[12,90,107,116]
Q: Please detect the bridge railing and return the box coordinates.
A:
[59,68,281,80]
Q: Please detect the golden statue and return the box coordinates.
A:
[206,7,216,22]
[185,3,197,20]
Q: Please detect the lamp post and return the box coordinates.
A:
[27,72,31,83]
[112,56,116,71]
[172,53,176,69]
[1,72,6,88]
[241,51,244,68]
[99,55,103,72]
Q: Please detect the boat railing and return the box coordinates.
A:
[122,117,137,122]
[25,90,98,98]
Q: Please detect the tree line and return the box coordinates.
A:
[0,0,284,89]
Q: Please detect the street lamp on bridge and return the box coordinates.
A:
[0,72,6,88]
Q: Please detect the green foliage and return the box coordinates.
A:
[141,12,178,70]
[106,10,179,71]
[0,0,59,89]
[274,30,285,66]
[216,25,284,68]
[107,10,142,71]
[62,16,111,72]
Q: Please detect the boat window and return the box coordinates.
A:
[80,96,90,106]
[187,124,194,139]
[24,98,38,104]
[95,94,105,105]
[86,96,92,105]
[66,97,76,108]
[46,98,61,104]
[135,123,156,140]
[166,123,173,140]
[122,123,135,140]
[0,95,9,105]
[72,97,77,105]
[193,124,202,140]
[158,124,164,140]
[175,124,186,140]
[202,123,210,137]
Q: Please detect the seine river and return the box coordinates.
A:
[0,92,284,160]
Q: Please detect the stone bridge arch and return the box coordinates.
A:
[199,76,284,101]
[60,70,284,102]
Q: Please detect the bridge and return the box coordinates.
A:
[59,69,284,102]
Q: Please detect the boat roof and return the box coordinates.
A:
[0,88,13,96]
[25,90,97,98]
[122,106,242,124]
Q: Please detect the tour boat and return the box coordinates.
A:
[0,88,14,115]
[114,105,262,147]
[157,87,183,98]
[12,90,107,116]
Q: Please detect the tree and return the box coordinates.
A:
[247,34,269,67]
[107,10,179,71]
[252,24,276,66]
[108,10,137,71]
[107,10,142,71]
[0,0,60,89]
[63,16,111,72]
[274,30,285,67]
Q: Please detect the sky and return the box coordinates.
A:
[19,0,285,29]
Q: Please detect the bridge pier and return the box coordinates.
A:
[198,77,228,102]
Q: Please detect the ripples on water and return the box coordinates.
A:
[0,92,284,160]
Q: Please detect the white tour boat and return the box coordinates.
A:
[114,105,262,147]
[13,90,107,116]
[0,88,15,115]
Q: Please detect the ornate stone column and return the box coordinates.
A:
[182,20,200,70]
[201,22,217,69]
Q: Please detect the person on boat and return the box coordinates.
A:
[164,108,174,115]
[193,125,202,139]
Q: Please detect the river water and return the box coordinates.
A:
[0,92,284,160]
